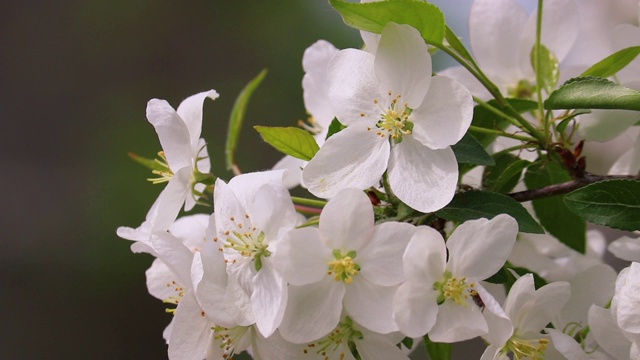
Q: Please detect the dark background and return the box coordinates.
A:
[0,1,482,359]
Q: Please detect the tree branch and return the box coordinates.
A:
[508,173,640,202]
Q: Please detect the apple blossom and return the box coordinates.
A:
[393,214,518,342]
[303,22,473,213]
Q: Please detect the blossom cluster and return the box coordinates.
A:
[118,0,640,359]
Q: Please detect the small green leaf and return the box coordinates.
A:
[436,190,544,234]
[451,133,494,166]
[128,152,167,172]
[483,153,531,193]
[564,179,640,231]
[485,264,548,292]
[531,44,560,93]
[325,118,346,140]
[329,0,446,45]
[425,335,452,360]
[444,25,473,63]
[472,98,538,147]
[545,76,640,111]
[581,46,640,78]
[524,161,586,253]
[226,69,268,170]
[254,126,319,161]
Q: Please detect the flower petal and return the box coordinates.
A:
[279,279,345,344]
[344,279,399,334]
[429,299,488,342]
[589,305,631,360]
[146,98,193,171]
[167,293,213,360]
[411,76,473,150]
[388,137,458,213]
[358,222,414,286]
[279,227,331,286]
[175,90,219,148]
[303,124,390,199]
[356,329,410,360]
[303,40,338,127]
[393,281,439,338]
[446,214,518,280]
[403,226,447,282]
[319,188,375,251]
[375,22,431,108]
[251,264,288,338]
[327,49,379,126]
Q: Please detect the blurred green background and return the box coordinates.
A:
[1,1,474,358]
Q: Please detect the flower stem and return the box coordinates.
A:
[291,196,327,208]
[468,126,537,142]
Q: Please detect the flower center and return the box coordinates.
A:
[162,278,185,315]
[369,91,414,143]
[501,335,549,360]
[303,317,363,358]
[216,214,271,271]
[147,151,174,184]
[327,249,360,284]
[434,271,477,306]
[507,79,535,99]
[212,325,250,359]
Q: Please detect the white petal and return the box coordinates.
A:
[168,293,213,360]
[387,137,458,213]
[272,155,305,189]
[446,214,518,280]
[169,214,209,251]
[344,279,399,334]
[227,170,287,208]
[146,98,193,171]
[303,124,390,199]
[146,259,178,300]
[251,264,288,338]
[356,330,410,360]
[279,279,345,344]
[249,183,297,243]
[589,305,631,360]
[578,109,640,142]
[546,328,590,360]
[358,222,414,286]
[327,49,380,126]
[402,226,447,282]
[375,22,431,108]
[518,281,571,334]
[279,227,331,286]
[478,283,513,347]
[429,299,488,342]
[153,167,192,230]
[616,262,640,334]
[438,65,492,100]
[151,232,194,287]
[175,90,219,148]
[411,76,473,150]
[609,234,640,262]
[303,40,338,126]
[504,273,537,322]
[469,0,529,77]
[393,281,439,338]
[249,330,309,360]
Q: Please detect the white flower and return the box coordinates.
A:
[277,188,414,343]
[439,0,579,99]
[273,40,338,188]
[213,170,298,338]
[303,22,473,213]
[393,214,518,342]
[481,274,571,360]
[146,90,218,215]
[608,232,640,262]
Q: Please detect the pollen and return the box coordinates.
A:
[501,335,549,360]
[327,249,360,283]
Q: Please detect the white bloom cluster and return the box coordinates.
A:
[118,0,640,359]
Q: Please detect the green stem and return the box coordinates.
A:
[473,97,524,129]
[468,125,537,142]
[534,0,548,142]
[291,196,327,208]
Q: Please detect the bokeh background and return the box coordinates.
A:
[0,1,526,358]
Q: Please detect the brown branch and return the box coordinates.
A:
[508,173,640,202]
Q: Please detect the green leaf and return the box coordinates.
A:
[444,25,473,63]
[564,179,640,231]
[451,133,494,166]
[485,264,548,292]
[524,161,586,253]
[128,152,167,172]
[329,0,446,45]
[472,98,538,147]
[425,335,452,360]
[531,44,560,93]
[483,153,531,193]
[254,126,319,161]
[226,69,268,170]
[581,46,640,78]
[545,76,640,111]
[436,190,544,234]
[325,118,346,140]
